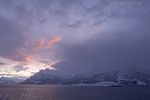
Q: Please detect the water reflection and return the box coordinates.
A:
[0,85,150,100]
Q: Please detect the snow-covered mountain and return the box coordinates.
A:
[23,69,118,84]
[23,69,150,86]
[23,69,65,84]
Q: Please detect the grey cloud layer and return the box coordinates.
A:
[0,0,149,75]
[0,62,7,65]
[0,15,26,60]
[54,31,150,75]
[13,65,28,72]
[52,0,150,75]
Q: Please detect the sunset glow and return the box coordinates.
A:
[46,37,62,48]
[32,37,46,50]
[0,36,62,78]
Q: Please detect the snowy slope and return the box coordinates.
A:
[23,69,149,86]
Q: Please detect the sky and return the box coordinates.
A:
[0,0,149,79]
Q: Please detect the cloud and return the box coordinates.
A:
[0,15,26,61]
[21,55,37,64]
[32,37,62,50]
[40,61,53,65]
[13,65,28,72]
[53,32,150,75]
[0,62,7,65]
[51,0,150,75]
[46,37,62,48]
[0,74,13,77]
[39,60,59,70]
[0,0,149,78]
[32,37,46,50]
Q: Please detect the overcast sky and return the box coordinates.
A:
[0,0,149,78]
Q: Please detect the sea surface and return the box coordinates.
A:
[0,85,150,100]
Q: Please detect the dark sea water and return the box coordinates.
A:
[0,85,150,100]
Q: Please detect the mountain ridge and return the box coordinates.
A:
[23,68,150,86]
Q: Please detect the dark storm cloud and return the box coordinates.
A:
[13,65,28,72]
[54,31,150,75]
[52,0,150,75]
